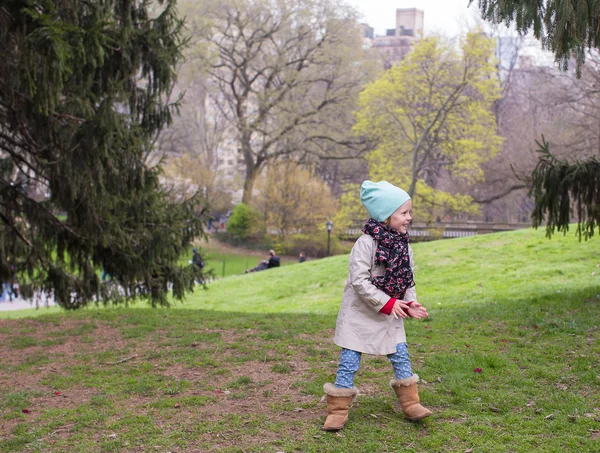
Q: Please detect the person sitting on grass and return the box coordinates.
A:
[246,250,281,273]
[245,260,269,273]
[267,249,280,268]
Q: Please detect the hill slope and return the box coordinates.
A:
[178,227,599,314]
[2,227,598,318]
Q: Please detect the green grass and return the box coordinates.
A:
[174,227,600,314]
[181,239,297,278]
[0,227,599,452]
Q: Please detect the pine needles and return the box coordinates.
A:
[530,136,599,240]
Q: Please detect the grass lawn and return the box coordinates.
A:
[185,237,298,278]
[0,228,599,452]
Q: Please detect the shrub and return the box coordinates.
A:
[226,204,264,241]
[253,161,337,238]
[280,232,348,258]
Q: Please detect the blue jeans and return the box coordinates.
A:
[1,282,14,301]
[335,343,413,388]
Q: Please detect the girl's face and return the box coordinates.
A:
[388,200,412,233]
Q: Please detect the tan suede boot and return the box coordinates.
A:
[390,374,432,421]
[322,383,359,431]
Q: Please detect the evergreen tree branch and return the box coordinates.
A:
[529,135,599,240]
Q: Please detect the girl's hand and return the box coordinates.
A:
[391,300,409,319]
[406,305,428,319]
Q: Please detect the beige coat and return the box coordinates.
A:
[333,234,417,355]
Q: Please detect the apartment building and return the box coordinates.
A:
[361,8,424,68]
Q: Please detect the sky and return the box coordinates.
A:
[346,0,478,37]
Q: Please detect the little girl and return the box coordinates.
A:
[322,180,431,431]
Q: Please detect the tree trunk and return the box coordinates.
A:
[240,119,260,204]
[407,178,417,198]
[242,164,260,205]
[408,150,419,197]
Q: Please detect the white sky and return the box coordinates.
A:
[346,0,478,37]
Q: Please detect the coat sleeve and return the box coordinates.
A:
[348,236,392,311]
[403,244,418,302]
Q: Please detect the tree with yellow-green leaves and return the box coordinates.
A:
[352,32,503,222]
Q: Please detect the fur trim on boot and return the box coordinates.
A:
[322,383,359,431]
[390,374,432,421]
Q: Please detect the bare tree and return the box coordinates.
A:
[157,0,240,212]
[545,52,600,160]
[158,79,224,164]
[473,53,600,222]
[198,0,377,204]
[472,0,600,236]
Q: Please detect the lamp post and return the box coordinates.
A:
[326,221,333,257]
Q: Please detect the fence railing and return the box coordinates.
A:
[341,221,531,240]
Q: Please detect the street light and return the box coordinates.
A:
[326,221,333,257]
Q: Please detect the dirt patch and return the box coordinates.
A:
[0,320,127,367]
[0,319,133,438]
[0,317,333,451]
[0,383,103,439]
[25,386,97,411]
[156,355,320,413]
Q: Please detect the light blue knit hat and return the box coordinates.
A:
[360,180,411,222]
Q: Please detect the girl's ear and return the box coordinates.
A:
[383,218,390,226]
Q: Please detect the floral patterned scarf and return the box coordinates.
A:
[362,218,415,299]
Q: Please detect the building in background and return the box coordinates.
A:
[215,136,244,204]
[358,23,374,48]
[496,36,521,81]
[362,8,424,68]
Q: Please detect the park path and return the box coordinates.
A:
[0,294,55,311]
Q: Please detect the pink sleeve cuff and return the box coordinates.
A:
[380,298,396,315]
